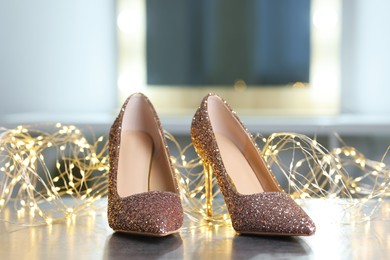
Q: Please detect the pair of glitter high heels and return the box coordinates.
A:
[107,93,316,236]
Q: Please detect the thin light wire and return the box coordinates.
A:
[0,124,388,226]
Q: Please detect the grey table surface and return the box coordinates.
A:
[0,199,389,260]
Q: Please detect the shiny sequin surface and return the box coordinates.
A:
[107,93,183,236]
[231,192,315,235]
[107,191,183,235]
[191,93,316,236]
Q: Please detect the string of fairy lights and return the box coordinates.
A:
[0,124,108,225]
[0,124,389,226]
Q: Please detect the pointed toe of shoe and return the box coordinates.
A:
[230,192,316,236]
[108,191,183,236]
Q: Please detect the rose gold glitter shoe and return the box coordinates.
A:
[107,93,183,236]
[191,93,316,236]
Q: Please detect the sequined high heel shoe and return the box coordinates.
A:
[107,93,183,236]
[191,94,316,236]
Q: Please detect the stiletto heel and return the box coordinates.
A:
[191,93,315,236]
[203,160,213,218]
[107,93,183,236]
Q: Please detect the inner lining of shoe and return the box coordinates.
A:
[208,95,280,195]
[117,94,175,198]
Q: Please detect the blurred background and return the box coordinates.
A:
[1,0,390,162]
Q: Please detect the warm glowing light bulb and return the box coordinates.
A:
[117,73,132,94]
[313,8,338,30]
[117,10,142,34]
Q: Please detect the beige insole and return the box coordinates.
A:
[117,131,153,197]
[215,133,264,194]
